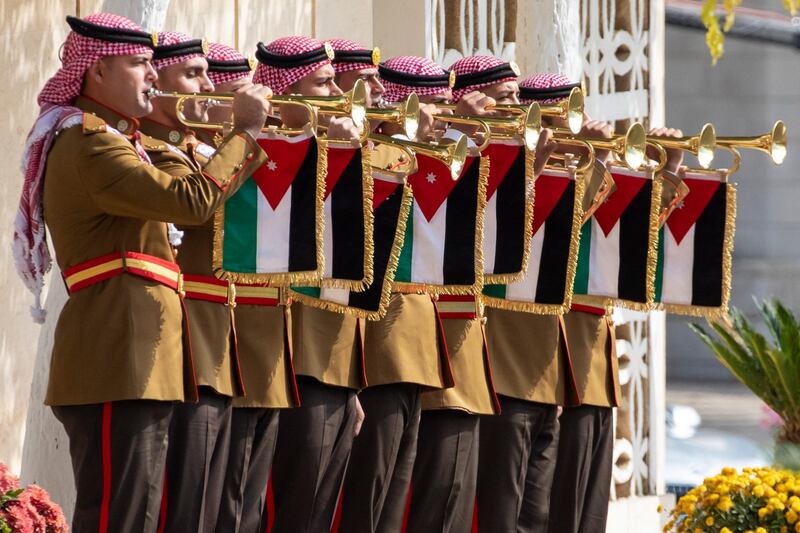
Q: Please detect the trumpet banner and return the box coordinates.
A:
[654,170,736,317]
[483,168,584,314]
[213,131,324,284]
[572,164,661,309]
[393,153,488,295]
[291,174,413,320]
[480,142,535,283]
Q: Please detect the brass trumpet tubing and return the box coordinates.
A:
[715,120,787,164]
[368,132,469,180]
[552,122,647,170]
[648,123,716,169]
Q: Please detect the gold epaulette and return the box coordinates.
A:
[139,133,170,152]
[81,113,107,134]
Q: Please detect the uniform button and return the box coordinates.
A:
[169,131,182,143]
[117,119,129,132]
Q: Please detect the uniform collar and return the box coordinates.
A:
[139,118,195,148]
[75,95,140,136]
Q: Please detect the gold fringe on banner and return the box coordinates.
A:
[393,156,490,296]
[482,166,586,315]
[212,134,326,285]
[662,182,737,318]
[318,145,375,291]
[291,181,414,320]
[483,146,535,285]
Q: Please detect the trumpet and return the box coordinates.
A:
[365,93,420,139]
[146,78,368,132]
[369,133,469,181]
[648,123,716,169]
[492,86,585,135]
[553,122,647,170]
[432,104,541,151]
[715,120,787,165]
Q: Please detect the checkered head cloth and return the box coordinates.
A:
[519,73,579,104]
[152,31,205,71]
[254,36,332,94]
[379,56,451,103]
[38,13,155,106]
[450,55,518,102]
[329,38,377,74]
[206,42,253,86]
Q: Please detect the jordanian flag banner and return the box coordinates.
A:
[316,143,374,290]
[573,165,661,309]
[483,168,584,313]
[291,174,412,319]
[393,153,488,295]
[213,131,325,284]
[654,170,736,317]
[480,142,534,283]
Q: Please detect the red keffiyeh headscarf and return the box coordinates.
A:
[519,73,580,104]
[450,55,519,102]
[152,31,206,71]
[206,43,253,86]
[253,36,333,94]
[17,13,155,322]
[329,38,378,74]
[379,55,452,104]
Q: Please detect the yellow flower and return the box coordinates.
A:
[720,528,732,533]
[757,528,768,533]
[657,504,663,513]
[759,507,769,518]
[754,485,766,497]
[705,516,714,526]
[789,510,799,524]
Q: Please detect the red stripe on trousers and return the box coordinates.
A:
[264,474,275,532]
[157,471,168,533]
[99,402,112,533]
[401,480,412,531]
[471,496,479,532]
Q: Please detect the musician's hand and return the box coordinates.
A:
[232,83,272,139]
[326,116,363,143]
[353,395,365,437]
[533,128,558,177]
[414,103,438,142]
[649,127,684,173]
[450,91,495,138]
[580,119,614,164]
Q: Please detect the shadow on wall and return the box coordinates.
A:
[0,0,74,476]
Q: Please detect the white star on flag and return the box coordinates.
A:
[267,160,278,171]
[426,172,437,184]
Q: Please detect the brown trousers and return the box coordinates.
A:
[53,400,173,533]
[271,377,357,533]
[547,405,614,533]
[161,388,232,533]
[339,383,422,533]
[477,396,560,533]
[406,410,479,533]
[216,407,280,533]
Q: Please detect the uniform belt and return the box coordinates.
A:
[570,303,606,316]
[63,252,181,294]
[393,283,428,294]
[182,276,282,307]
[437,295,479,320]
[182,274,236,306]
[233,283,281,307]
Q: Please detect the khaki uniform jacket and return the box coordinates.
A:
[484,309,575,405]
[420,315,498,415]
[291,303,365,390]
[562,309,620,408]
[43,97,266,406]
[195,129,298,408]
[363,293,453,390]
[141,120,240,398]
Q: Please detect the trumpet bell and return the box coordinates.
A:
[696,123,717,169]
[623,122,647,170]
[770,120,787,164]
[566,87,584,135]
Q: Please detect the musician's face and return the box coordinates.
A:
[419,92,452,106]
[86,52,158,118]
[482,80,520,105]
[152,57,214,125]
[337,67,385,107]
[290,64,342,97]
[207,74,253,124]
